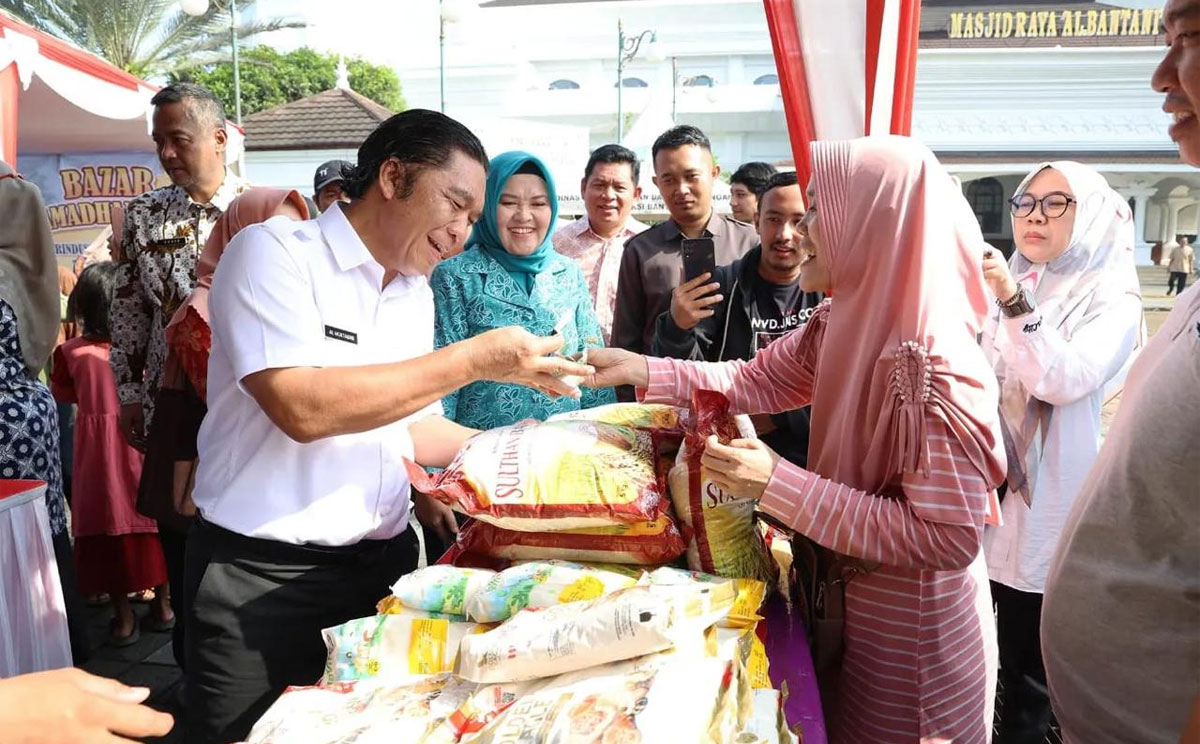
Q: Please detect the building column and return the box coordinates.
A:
[1124,186,1157,266]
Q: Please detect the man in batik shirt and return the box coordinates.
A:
[109,82,248,668]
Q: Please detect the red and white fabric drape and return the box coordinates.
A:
[763,0,922,191]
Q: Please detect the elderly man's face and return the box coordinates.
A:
[1154,0,1200,165]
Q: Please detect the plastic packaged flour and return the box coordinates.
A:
[463,560,639,624]
[406,419,665,532]
[320,614,481,684]
[244,676,473,744]
[464,655,731,744]
[246,677,533,744]
[389,565,496,617]
[457,583,735,683]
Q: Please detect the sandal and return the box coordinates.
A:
[142,613,176,633]
[108,620,141,648]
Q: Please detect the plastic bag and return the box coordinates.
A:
[406,419,666,532]
[465,655,731,744]
[458,583,734,683]
[463,560,639,623]
[245,676,475,744]
[375,595,465,621]
[456,513,687,565]
[647,566,767,629]
[320,614,481,684]
[669,390,775,583]
[389,565,496,617]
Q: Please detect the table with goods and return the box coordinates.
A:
[239,394,829,744]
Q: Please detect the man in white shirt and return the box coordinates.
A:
[552,144,647,344]
[182,110,590,744]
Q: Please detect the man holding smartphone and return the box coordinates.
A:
[650,172,823,466]
[610,125,756,358]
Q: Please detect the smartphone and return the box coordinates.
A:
[680,237,717,282]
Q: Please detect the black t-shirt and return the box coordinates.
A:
[748,273,815,355]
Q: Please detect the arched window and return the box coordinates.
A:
[753,74,779,85]
[548,79,580,90]
[615,77,649,88]
[967,177,1004,234]
[683,74,715,87]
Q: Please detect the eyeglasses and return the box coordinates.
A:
[1009,192,1076,219]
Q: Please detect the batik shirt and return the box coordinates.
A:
[552,215,647,344]
[109,173,248,432]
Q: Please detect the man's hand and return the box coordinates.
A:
[670,272,724,331]
[467,327,593,398]
[412,490,459,548]
[581,348,650,390]
[118,403,145,452]
[0,667,175,744]
[981,247,1018,303]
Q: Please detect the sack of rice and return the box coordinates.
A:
[462,560,639,623]
[668,390,776,583]
[548,402,688,437]
[406,419,666,532]
[463,655,732,744]
[456,513,687,565]
[388,565,495,617]
[458,583,734,683]
[320,614,482,684]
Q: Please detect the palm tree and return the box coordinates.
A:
[0,0,301,79]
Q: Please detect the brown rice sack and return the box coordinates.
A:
[456,513,687,565]
[406,419,666,532]
[668,390,776,583]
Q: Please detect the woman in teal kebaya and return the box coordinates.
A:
[431,151,615,429]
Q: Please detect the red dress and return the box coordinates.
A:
[50,337,166,594]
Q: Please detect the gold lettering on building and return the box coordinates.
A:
[948,8,1162,40]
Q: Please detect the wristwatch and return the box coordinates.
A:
[997,286,1035,318]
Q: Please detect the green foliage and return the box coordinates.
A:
[171,45,404,117]
[0,0,301,78]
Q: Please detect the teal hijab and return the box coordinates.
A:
[468,150,559,293]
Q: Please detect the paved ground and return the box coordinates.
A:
[78,266,1186,743]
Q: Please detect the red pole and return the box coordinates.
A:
[891,0,922,135]
[0,63,19,168]
[763,0,818,198]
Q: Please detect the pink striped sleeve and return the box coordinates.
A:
[641,300,828,414]
[758,417,989,571]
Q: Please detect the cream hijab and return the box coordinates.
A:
[985,161,1143,503]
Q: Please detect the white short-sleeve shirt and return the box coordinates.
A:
[192,203,441,546]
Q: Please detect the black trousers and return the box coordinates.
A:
[50,531,90,665]
[992,581,1052,744]
[157,522,189,669]
[1168,271,1189,295]
[182,518,420,744]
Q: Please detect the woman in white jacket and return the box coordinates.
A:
[980,161,1143,744]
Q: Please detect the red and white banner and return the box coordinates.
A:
[0,13,243,170]
[763,0,922,193]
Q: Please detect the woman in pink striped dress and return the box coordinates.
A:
[587,136,1006,743]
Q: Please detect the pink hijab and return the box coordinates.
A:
[806,137,1005,498]
[165,188,308,397]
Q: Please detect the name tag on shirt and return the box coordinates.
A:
[146,238,188,253]
[325,325,358,345]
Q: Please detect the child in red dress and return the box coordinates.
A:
[51,262,171,646]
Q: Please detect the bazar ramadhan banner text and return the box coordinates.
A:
[20,153,167,256]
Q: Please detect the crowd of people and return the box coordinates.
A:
[0,1,1197,742]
